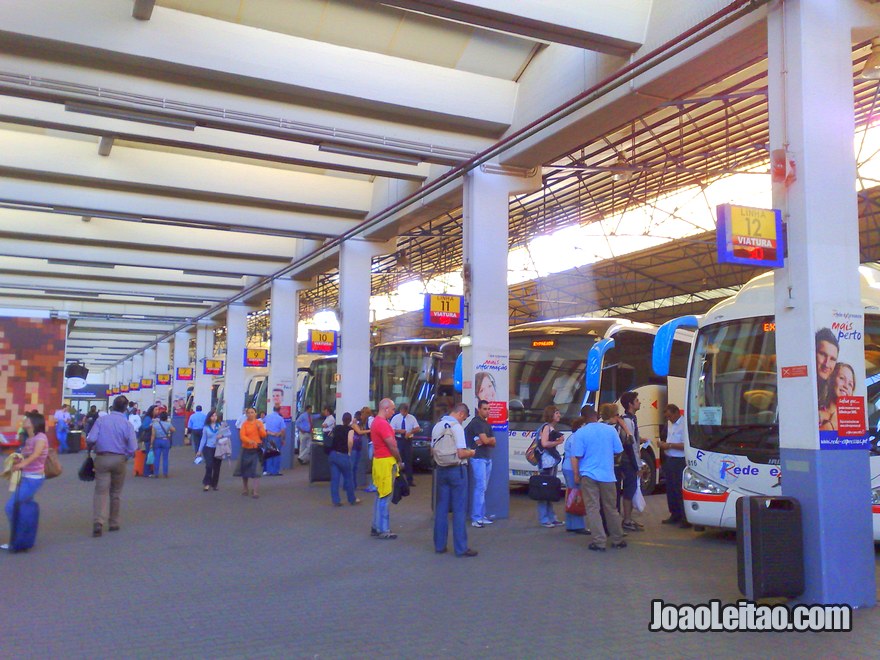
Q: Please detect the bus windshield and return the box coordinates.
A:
[509,333,596,425]
[370,344,434,420]
[303,358,337,414]
[688,315,880,461]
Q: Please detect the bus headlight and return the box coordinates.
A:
[683,467,727,495]
[871,486,880,506]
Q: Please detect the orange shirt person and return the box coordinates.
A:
[238,408,267,498]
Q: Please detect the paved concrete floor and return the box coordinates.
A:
[3,447,880,658]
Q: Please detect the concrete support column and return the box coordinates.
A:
[193,321,215,413]
[143,346,156,408]
[337,239,392,420]
[172,330,190,412]
[132,353,144,409]
[269,277,309,468]
[224,303,249,423]
[462,165,540,521]
[769,0,875,606]
[156,341,171,409]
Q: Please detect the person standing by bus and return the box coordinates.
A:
[390,403,420,487]
[659,404,690,528]
[295,405,314,465]
[370,398,402,540]
[618,391,645,532]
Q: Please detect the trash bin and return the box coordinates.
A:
[67,430,82,454]
[309,439,331,483]
[736,496,804,599]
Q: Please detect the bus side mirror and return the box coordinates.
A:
[653,316,699,376]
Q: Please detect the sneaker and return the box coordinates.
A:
[365,485,378,493]
[479,517,494,525]
[588,542,606,552]
[0,543,9,551]
[457,548,478,558]
[611,541,628,549]
[541,522,556,528]
[551,520,564,527]
[622,521,642,532]
[92,523,103,538]
[376,532,397,540]
[471,521,484,528]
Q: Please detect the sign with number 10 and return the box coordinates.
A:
[716,204,785,268]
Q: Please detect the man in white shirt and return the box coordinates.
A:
[321,406,336,443]
[432,403,477,557]
[390,403,421,487]
[128,406,141,433]
[659,404,691,528]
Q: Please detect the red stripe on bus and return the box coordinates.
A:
[683,490,729,503]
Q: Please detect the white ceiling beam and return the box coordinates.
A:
[0,0,516,134]
[378,0,649,55]
[0,129,373,218]
[0,293,206,318]
[0,274,234,302]
[0,97,432,181]
[0,178,360,238]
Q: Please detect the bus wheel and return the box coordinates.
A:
[639,450,657,494]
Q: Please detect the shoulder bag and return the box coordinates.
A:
[43,448,63,479]
[78,451,96,482]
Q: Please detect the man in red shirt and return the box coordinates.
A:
[371,398,403,540]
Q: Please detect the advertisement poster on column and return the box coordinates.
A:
[816,309,869,450]
[473,352,509,432]
[270,379,295,421]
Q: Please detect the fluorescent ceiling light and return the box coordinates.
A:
[318,143,421,166]
[64,102,197,131]
[43,289,100,297]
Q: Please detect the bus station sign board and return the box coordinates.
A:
[716,204,784,268]
[423,294,464,329]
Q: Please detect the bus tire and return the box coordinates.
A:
[640,449,657,494]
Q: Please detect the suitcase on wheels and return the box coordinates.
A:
[133,449,146,476]
[10,498,39,553]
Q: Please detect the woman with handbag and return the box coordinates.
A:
[196,410,223,491]
[2,411,48,551]
[238,407,267,498]
[150,411,174,478]
[561,415,589,535]
[349,407,371,491]
[536,405,565,528]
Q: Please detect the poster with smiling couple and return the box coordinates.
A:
[815,310,869,450]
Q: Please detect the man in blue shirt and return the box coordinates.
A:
[569,407,626,552]
[187,405,207,455]
[263,405,287,476]
[295,405,313,465]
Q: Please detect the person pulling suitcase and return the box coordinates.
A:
[3,411,49,552]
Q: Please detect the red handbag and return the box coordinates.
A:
[565,487,586,516]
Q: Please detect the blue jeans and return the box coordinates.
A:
[264,455,281,475]
[372,492,390,533]
[434,465,469,555]
[562,467,586,530]
[350,449,362,490]
[56,423,68,453]
[470,458,492,523]
[153,438,170,477]
[329,451,357,505]
[5,476,43,532]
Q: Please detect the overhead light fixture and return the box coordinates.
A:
[98,136,114,157]
[861,40,880,80]
[318,143,421,166]
[65,361,90,389]
[47,259,116,269]
[612,157,635,183]
[64,102,197,131]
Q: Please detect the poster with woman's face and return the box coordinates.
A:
[473,352,508,431]
[816,311,868,449]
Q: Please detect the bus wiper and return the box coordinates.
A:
[703,424,774,451]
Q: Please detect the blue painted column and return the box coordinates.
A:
[768,0,875,606]
[462,166,540,520]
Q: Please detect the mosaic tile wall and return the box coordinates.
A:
[0,316,66,440]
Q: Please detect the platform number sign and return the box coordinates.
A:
[716,204,785,268]
[244,348,269,367]
[307,330,337,354]
[157,374,172,386]
[423,294,464,330]
[176,367,194,381]
[203,359,224,376]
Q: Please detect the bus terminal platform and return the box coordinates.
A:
[5,448,880,659]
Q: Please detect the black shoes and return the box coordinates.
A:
[92,523,102,537]
[435,548,447,554]
[661,516,682,525]
[567,529,591,535]
[588,543,606,552]
[458,549,478,557]
[108,525,120,532]
[679,521,693,529]
[611,541,628,549]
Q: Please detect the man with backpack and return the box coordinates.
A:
[432,402,478,557]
